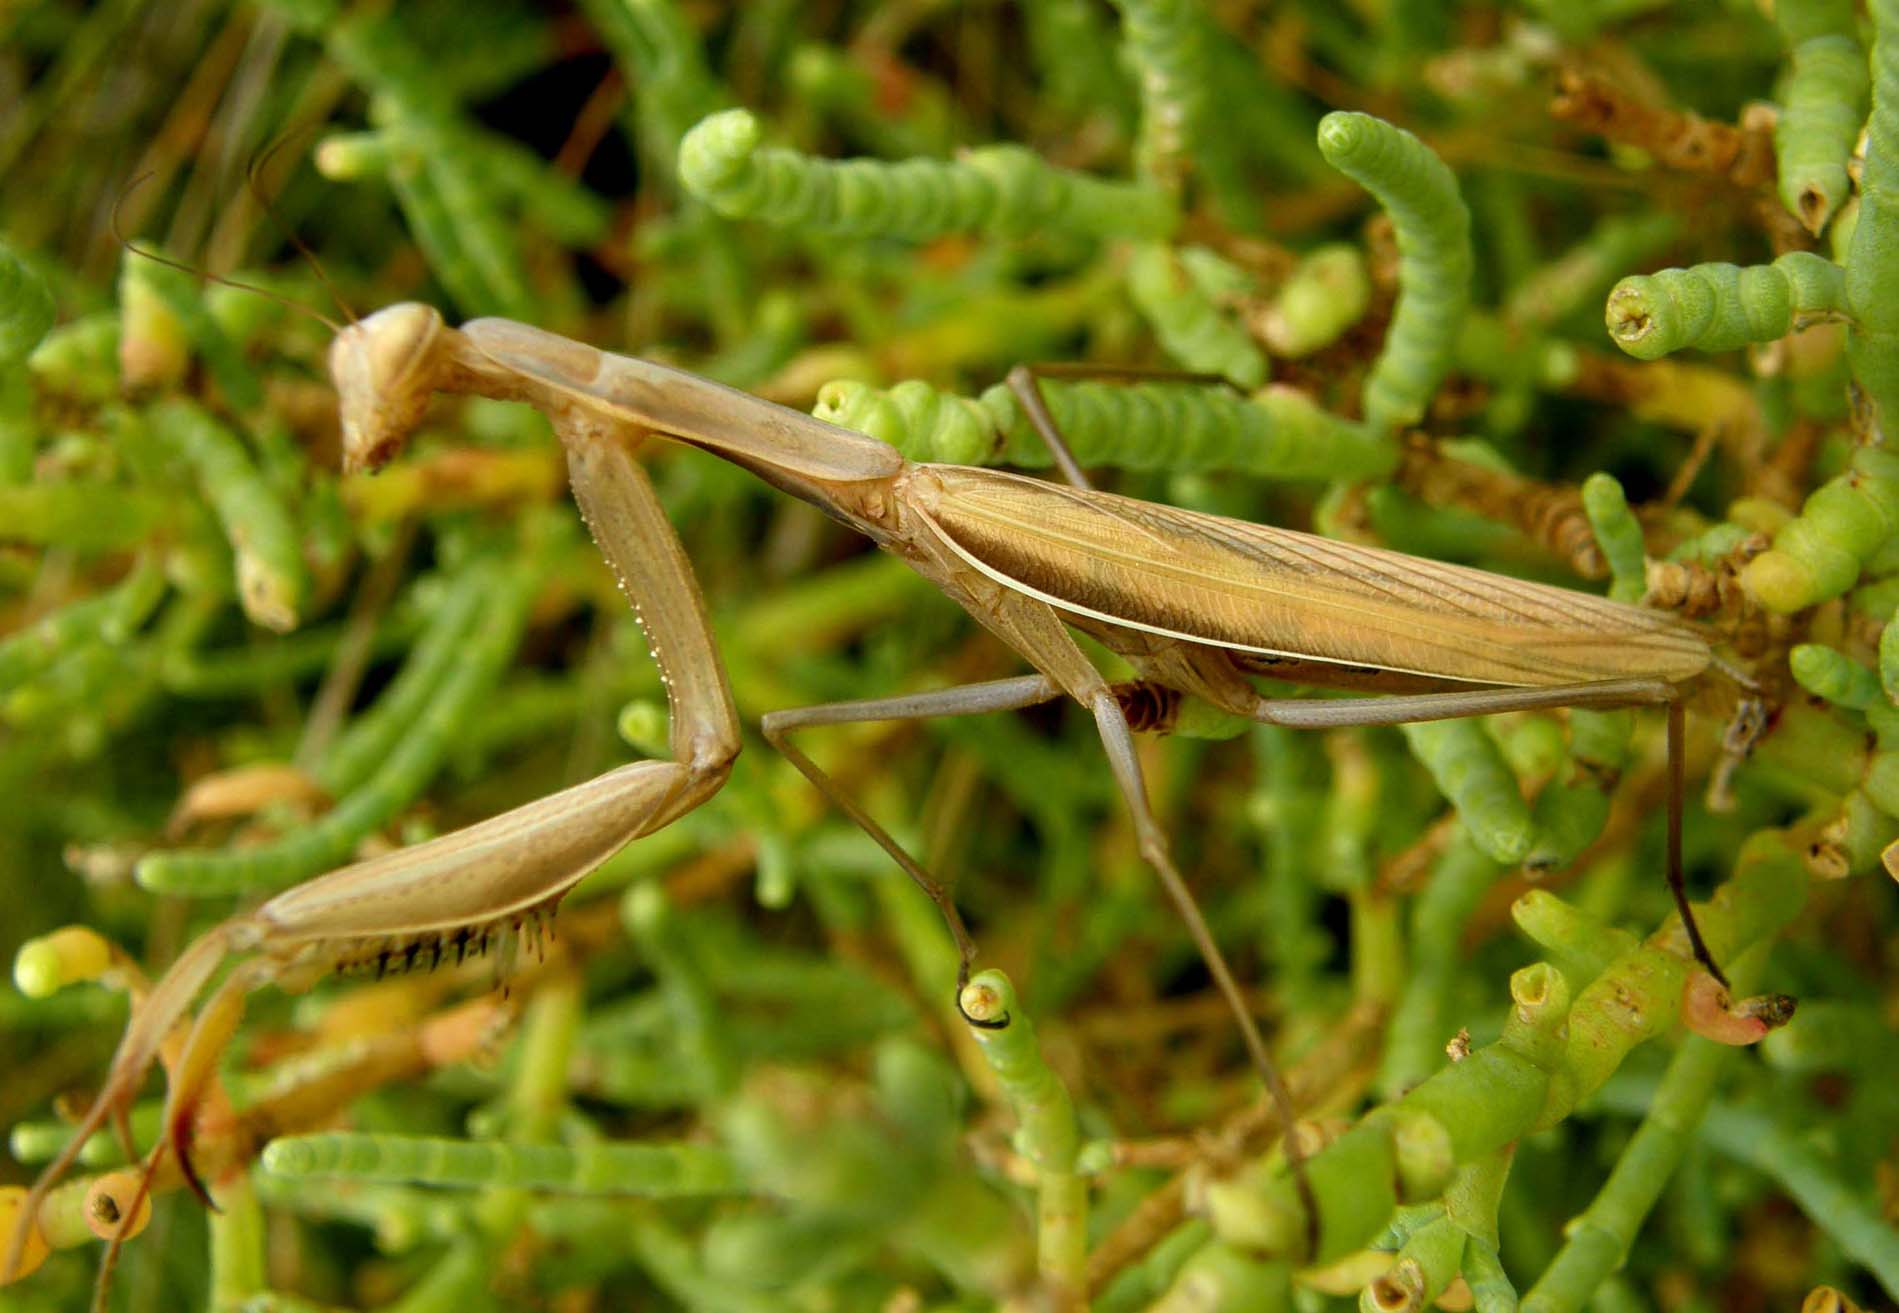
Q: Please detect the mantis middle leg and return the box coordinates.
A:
[760,674,1064,994]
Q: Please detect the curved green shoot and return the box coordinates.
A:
[1317,111,1473,432]
[1605,252,1847,360]
[1775,0,1870,235]
[679,108,1177,243]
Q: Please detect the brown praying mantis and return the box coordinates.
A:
[7,301,1768,1284]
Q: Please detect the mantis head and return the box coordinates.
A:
[329,302,448,474]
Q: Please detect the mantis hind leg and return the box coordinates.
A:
[934,588,1323,1254]
[1080,685,1321,1256]
[1665,702,1726,988]
[1247,677,1729,988]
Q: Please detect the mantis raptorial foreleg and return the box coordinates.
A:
[4,395,743,1283]
[559,418,741,786]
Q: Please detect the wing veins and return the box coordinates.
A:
[923,468,1707,683]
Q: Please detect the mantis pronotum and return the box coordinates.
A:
[7,301,1767,1285]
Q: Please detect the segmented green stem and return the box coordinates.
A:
[162,610,419,698]
[131,254,264,412]
[1444,1148,1516,1312]
[1605,252,1847,360]
[1204,836,1806,1265]
[1782,646,1899,870]
[1665,520,1757,567]
[1146,1242,1292,1310]
[1400,720,1540,866]
[1322,731,1386,895]
[1106,0,1213,191]
[1775,0,1870,235]
[315,570,487,796]
[1512,887,1638,1007]
[29,312,119,404]
[116,253,185,390]
[1025,0,1139,125]
[1580,473,1646,602]
[1210,964,1564,1265]
[0,485,173,554]
[1742,445,1899,611]
[1523,710,1631,873]
[1317,111,1473,431]
[1126,244,1267,387]
[678,108,1176,242]
[0,376,30,485]
[815,376,1396,480]
[9,1103,157,1169]
[208,1172,267,1308]
[1260,244,1371,357]
[1376,1201,1475,1312]
[1791,642,1883,709]
[959,969,1085,1297]
[264,1133,739,1196]
[150,400,307,633]
[1378,836,1502,1096]
[1639,1088,1899,1297]
[0,556,164,697]
[1521,943,1772,1313]
[714,1049,1025,1289]
[1882,615,1899,707]
[1253,726,1334,1012]
[1847,0,1899,431]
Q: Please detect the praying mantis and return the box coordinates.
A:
[7,299,1763,1285]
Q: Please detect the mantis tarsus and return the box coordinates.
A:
[8,301,1764,1285]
